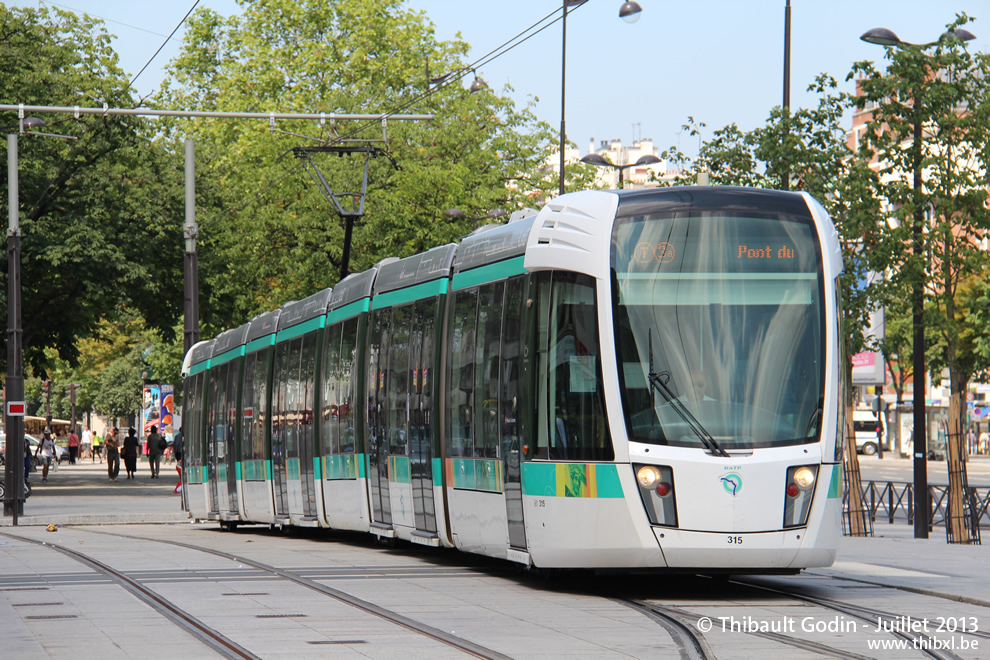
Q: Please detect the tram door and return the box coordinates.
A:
[366,310,392,527]
[501,277,527,549]
[295,334,318,519]
[207,370,230,515]
[410,300,438,535]
[271,345,289,518]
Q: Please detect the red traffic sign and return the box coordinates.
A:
[6,401,26,416]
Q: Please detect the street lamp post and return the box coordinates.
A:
[860,25,976,540]
[580,152,661,189]
[4,116,44,523]
[558,1,642,196]
[781,0,791,191]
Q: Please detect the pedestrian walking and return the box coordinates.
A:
[91,430,102,463]
[147,425,165,478]
[35,429,56,482]
[67,427,80,464]
[80,425,93,460]
[122,427,139,479]
[105,427,120,481]
[172,429,184,495]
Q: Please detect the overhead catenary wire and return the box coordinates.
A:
[329,2,585,145]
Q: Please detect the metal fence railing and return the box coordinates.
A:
[860,480,989,538]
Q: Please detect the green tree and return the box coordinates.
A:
[0,5,186,372]
[851,14,990,437]
[156,0,564,325]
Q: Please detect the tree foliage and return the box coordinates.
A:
[0,4,185,374]
[851,14,990,433]
[156,0,565,329]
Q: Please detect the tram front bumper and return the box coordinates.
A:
[653,527,837,571]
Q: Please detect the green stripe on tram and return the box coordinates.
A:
[276,316,324,343]
[241,459,267,481]
[244,335,275,355]
[452,256,527,291]
[211,346,243,366]
[326,298,370,325]
[287,458,301,481]
[522,463,624,498]
[827,464,842,498]
[388,455,411,484]
[433,457,442,487]
[323,454,361,480]
[187,360,210,376]
[373,278,448,309]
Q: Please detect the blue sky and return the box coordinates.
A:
[20,1,990,158]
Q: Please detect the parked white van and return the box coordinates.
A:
[853,409,885,455]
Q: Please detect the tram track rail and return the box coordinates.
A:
[727,577,978,660]
[67,527,511,660]
[612,598,715,660]
[0,530,259,660]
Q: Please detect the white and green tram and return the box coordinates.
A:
[182,187,844,572]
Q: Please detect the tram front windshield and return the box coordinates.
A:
[612,209,824,450]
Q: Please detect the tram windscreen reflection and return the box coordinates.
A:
[612,213,825,449]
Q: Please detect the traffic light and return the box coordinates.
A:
[42,380,51,398]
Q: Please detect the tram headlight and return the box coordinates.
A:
[783,465,819,528]
[633,464,677,527]
[636,465,662,488]
[793,466,816,490]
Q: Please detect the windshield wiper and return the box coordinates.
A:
[648,333,731,458]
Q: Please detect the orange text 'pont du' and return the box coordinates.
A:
[737,245,795,259]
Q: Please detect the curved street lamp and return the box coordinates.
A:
[558,1,643,196]
[619,2,644,23]
[859,24,976,540]
[580,152,661,188]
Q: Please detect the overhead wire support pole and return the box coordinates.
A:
[290,145,397,281]
[183,138,199,358]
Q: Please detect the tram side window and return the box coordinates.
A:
[366,308,391,456]
[272,342,289,452]
[186,372,205,480]
[240,353,257,462]
[339,318,358,453]
[447,289,478,457]
[414,298,435,456]
[226,360,240,460]
[321,323,342,456]
[547,273,613,462]
[475,282,504,458]
[501,277,524,460]
[209,363,228,459]
[241,349,271,478]
[389,305,411,455]
[299,333,317,456]
[285,338,303,459]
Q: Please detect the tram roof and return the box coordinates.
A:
[329,266,379,311]
[188,339,214,368]
[373,244,456,296]
[277,287,333,331]
[612,186,814,218]
[246,308,281,343]
[211,324,250,357]
[453,212,537,274]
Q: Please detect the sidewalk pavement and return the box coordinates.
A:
[1,457,188,526]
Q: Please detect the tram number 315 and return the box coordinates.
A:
[727,536,743,545]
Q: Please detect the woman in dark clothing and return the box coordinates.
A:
[105,427,120,481]
[122,427,140,479]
